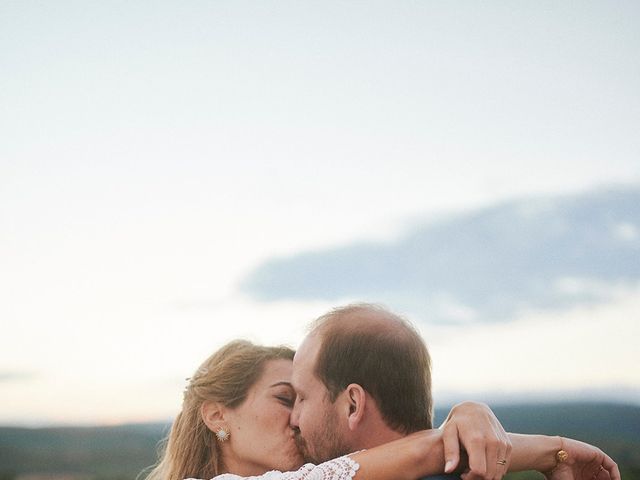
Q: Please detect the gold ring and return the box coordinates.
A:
[497,460,507,466]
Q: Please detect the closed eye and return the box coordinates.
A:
[276,396,294,407]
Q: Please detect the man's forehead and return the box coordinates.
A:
[292,334,321,379]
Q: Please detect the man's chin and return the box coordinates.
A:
[302,452,317,464]
[298,445,331,465]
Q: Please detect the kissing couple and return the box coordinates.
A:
[143,303,619,480]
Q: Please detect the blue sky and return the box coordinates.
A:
[1,1,639,425]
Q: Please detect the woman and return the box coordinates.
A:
[144,340,619,480]
[144,341,301,479]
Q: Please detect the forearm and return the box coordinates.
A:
[351,430,446,480]
[507,433,563,473]
[351,429,562,479]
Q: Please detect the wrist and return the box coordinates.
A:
[507,433,564,472]
[543,437,565,472]
[543,437,569,477]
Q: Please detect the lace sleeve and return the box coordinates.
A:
[282,456,360,480]
[188,455,361,480]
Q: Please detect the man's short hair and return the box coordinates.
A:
[310,303,433,433]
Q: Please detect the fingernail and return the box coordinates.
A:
[445,461,454,473]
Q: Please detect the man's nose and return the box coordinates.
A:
[289,399,300,428]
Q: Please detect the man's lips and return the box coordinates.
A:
[293,431,308,455]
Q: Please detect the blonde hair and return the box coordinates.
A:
[143,340,295,480]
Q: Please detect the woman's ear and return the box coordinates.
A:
[201,400,225,432]
[344,383,366,431]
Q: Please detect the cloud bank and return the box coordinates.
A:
[241,185,640,323]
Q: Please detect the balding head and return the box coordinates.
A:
[308,303,433,433]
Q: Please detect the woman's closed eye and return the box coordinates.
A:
[275,395,294,407]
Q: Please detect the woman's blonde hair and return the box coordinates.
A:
[143,340,295,480]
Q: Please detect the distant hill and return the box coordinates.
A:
[0,423,168,480]
[1,403,638,480]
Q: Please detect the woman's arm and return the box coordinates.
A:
[347,429,446,480]
[507,434,621,480]
[349,431,621,480]
[507,433,563,473]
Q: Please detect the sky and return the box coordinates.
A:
[1,0,639,426]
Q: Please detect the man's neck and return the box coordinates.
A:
[350,419,406,451]
[361,427,406,450]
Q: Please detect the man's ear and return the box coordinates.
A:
[201,400,225,432]
[344,383,366,431]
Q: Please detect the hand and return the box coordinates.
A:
[440,401,512,480]
[544,437,620,480]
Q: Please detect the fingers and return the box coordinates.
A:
[593,464,611,480]
[464,435,488,480]
[442,401,511,480]
[464,432,512,480]
[495,437,512,480]
[442,422,461,473]
[601,454,621,480]
[484,434,498,480]
[591,450,619,480]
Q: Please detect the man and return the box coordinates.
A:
[290,303,620,480]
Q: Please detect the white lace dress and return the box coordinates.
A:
[187,455,360,480]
